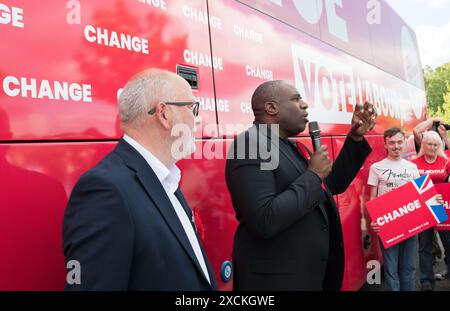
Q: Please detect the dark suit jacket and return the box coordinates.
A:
[225,124,371,291]
[63,138,217,290]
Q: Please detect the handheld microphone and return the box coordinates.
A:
[308,121,321,152]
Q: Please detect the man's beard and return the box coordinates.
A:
[180,127,196,158]
[170,119,196,161]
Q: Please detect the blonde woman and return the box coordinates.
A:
[412,131,450,291]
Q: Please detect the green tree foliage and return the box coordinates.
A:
[425,63,450,114]
[441,88,450,124]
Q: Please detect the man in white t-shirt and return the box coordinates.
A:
[367,127,419,291]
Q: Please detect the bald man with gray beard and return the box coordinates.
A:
[63,69,217,290]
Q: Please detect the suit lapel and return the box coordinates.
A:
[289,141,329,225]
[257,128,329,224]
[200,243,218,290]
[278,141,305,174]
[174,190,193,227]
[175,190,217,289]
[279,142,329,225]
[115,139,212,288]
[135,172,211,286]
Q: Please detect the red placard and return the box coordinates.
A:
[435,183,450,230]
[366,174,448,248]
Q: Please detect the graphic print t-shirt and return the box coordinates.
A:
[367,158,420,197]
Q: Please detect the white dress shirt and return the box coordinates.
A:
[123,135,211,284]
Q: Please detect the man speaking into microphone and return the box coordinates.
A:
[225,80,376,290]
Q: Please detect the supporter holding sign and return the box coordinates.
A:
[412,130,450,291]
[435,184,450,230]
[367,128,420,291]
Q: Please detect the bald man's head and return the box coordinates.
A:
[118,68,192,127]
[250,80,309,138]
[251,80,286,117]
[118,68,197,165]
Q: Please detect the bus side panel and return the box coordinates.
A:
[0,142,115,290]
[0,0,216,140]
[332,135,386,290]
[207,0,426,138]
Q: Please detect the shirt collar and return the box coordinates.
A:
[123,134,181,189]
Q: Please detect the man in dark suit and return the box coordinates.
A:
[63,69,217,290]
[225,80,376,290]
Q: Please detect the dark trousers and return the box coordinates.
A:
[419,229,450,286]
[380,237,417,291]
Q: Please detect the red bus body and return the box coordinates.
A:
[0,0,425,290]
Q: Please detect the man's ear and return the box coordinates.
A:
[265,101,279,116]
[154,102,172,129]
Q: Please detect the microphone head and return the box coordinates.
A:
[308,121,320,135]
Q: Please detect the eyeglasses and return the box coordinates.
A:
[148,102,200,117]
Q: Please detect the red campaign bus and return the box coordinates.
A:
[0,0,426,290]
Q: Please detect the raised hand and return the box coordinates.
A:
[348,101,377,141]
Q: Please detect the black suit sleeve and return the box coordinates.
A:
[325,136,372,195]
[226,157,327,239]
[63,173,134,290]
